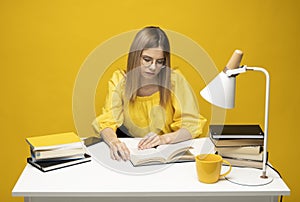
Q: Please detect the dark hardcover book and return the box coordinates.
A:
[210,125,264,139]
[27,153,91,172]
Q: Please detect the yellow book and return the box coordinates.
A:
[26,132,83,151]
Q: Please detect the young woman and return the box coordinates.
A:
[93,26,206,161]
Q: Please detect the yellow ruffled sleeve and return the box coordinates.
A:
[170,70,207,138]
[92,70,125,134]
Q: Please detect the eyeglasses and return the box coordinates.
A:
[141,55,165,68]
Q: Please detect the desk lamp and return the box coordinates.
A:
[200,50,272,185]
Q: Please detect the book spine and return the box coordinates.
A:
[31,141,84,151]
[216,146,262,155]
[33,148,85,159]
[222,157,263,169]
[218,152,263,161]
[211,137,263,147]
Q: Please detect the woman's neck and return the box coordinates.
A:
[137,84,159,97]
[137,77,159,96]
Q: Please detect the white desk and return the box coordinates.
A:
[12,138,290,202]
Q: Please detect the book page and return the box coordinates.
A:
[130,147,165,166]
[216,146,262,155]
[130,147,161,156]
[150,140,194,161]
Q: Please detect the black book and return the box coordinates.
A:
[210,125,264,139]
[27,153,91,172]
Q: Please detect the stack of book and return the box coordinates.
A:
[26,132,91,172]
[210,125,265,169]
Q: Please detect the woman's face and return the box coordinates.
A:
[140,48,165,81]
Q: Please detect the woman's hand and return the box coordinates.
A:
[138,128,193,150]
[108,139,130,161]
[138,132,167,150]
[100,128,130,161]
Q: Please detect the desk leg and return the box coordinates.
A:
[271,196,279,202]
[24,197,31,202]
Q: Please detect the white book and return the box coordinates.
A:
[31,147,87,161]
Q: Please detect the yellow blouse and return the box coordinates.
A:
[92,69,206,138]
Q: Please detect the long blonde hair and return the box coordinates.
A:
[125,26,171,107]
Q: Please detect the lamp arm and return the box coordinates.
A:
[216,64,270,178]
[246,66,270,178]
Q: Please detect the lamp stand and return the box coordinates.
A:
[225,166,273,186]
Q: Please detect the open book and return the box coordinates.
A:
[129,140,195,166]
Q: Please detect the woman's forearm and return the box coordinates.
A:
[101,127,130,161]
[162,128,193,144]
[100,127,120,146]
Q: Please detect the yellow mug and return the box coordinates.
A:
[195,154,232,183]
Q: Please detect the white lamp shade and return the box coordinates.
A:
[200,71,236,109]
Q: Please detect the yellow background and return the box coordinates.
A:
[1,0,298,201]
